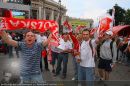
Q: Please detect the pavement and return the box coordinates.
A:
[0,51,130,86]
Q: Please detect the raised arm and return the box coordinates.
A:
[42,33,52,47]
[0,30,18,47]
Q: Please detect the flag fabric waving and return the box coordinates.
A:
[97,13,113,37]
[75,25,86,33]
[63,20,80,56]
[63,20,72,32]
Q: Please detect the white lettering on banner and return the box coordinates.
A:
[9,20,20,27]
[44,22,52,29]
[52,22,57,27]
[26,21,30,28]
[38,22,43,30]
[31,22,37,29]
[21,21,26,27]
[6,19,58,31]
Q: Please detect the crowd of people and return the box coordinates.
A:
[0,32,23,58]
[0,28,130,86]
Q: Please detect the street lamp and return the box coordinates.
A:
[43,0,45,19]
[59,0,62,34]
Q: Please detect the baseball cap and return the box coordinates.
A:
[105,31,113,36]
[128,41,130,45]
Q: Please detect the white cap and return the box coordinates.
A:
[105,31,113,36]
[128,41,130,45]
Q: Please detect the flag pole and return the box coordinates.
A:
[111,7,115,31]
[96,17,101,38]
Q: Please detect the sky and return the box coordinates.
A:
[54,0,130,26]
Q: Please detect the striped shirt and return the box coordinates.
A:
[18,42,44,76]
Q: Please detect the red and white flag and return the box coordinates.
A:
[63,20,72,32]
[97,13,113,37]
[75,25,86,33]
[97,7,115,37]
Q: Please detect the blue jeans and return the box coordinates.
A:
[20,73,44,84]
[56,53,68,76]
[78,66,94,86]
[72,57,79,80]
[8,45,13,58]
[51,51,59,65]
[15,47,20,58]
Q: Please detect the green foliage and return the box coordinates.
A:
[108,4,126,26]
[124,9,130,25]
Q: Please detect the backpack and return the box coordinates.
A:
[98,40,114,57]
[89,39,94,57]
[110,41,114,57]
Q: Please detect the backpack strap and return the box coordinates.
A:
[110,41,114,57]
[89,39,94,57]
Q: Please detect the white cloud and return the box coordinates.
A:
[53,0,130,27]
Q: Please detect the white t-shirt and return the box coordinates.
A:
[36,34,42,43]
[41,35,47,42]
[58,38,72,51]
[128,41,130,45]
[64,41,72,50]
[80,40,95,67]
[51,37,64,53]
[36,34,47,43]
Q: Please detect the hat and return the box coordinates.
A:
[128,41,130,45]
[105,31,113,36]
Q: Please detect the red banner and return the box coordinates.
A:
[0,17,59,46]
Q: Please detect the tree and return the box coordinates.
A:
[124,9,130,25]
[108,4,126,26]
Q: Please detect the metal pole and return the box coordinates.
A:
[43,0,45,19]
[59,0,62,34]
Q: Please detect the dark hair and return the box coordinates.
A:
[62,33,68,35]
[24,30,35,38]
[82,29,90,33]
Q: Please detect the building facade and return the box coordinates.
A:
[0,0,67,24]
[31,0,67,26]
[67,17,93,29]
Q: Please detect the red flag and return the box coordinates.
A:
[75,25,86,33]
[42,50,47,58]
[100,17,112,31]
[90,28,97,36]
[97,15,113,37]
[63,20,72,31]
[69,32,80,54]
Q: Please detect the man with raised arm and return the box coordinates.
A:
[0,30,52,84]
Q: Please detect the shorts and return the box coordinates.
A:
[98,58,112,72]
